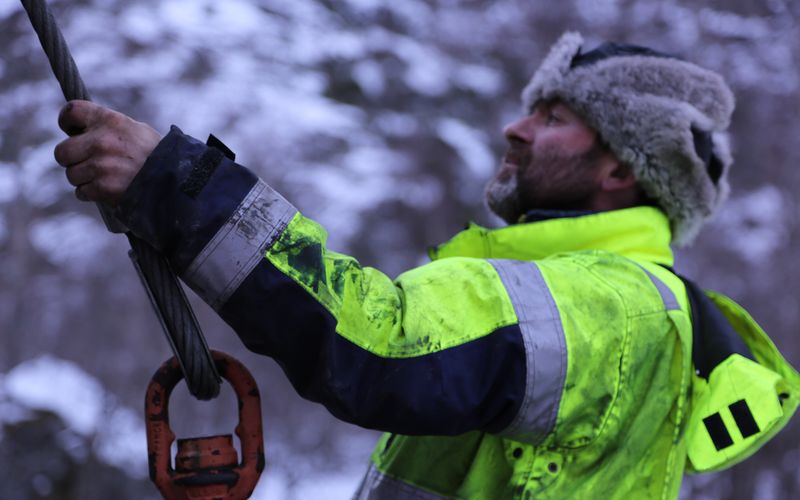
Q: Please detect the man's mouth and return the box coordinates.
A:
[503,148,528,167]
[500,160,517,170]
[495,159,518,182]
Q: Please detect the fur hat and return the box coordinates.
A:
[522,32,735,245]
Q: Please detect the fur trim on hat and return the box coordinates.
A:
[521,32,735,245]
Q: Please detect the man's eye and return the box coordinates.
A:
[546,112,561,124]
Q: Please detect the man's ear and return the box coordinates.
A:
[599,160,637,192]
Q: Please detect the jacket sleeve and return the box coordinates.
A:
[115,127,568,438]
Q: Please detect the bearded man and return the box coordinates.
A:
[54,32,798,499]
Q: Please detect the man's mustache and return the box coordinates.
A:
[503,147,531,166]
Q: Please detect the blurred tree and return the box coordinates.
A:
[1,0,797,497]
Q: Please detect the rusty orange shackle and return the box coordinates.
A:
[145,351,265,500]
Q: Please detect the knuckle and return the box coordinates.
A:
[97,106,123,130]
[92,135,114,154]
[106,111,124,127]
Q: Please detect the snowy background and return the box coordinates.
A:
[1,0,799,498]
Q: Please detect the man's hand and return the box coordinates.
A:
[54,100,162,205]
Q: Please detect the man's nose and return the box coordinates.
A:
[503,115,536,143]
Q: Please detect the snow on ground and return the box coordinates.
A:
[29,213,115,277]
[0,355,369,494]
[2,355,106,435]
[0,355,149,478]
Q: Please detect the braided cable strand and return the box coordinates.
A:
[19,0,125,233]
[20,0,89,101]
[128,237,220,400]
[21,0,220,399]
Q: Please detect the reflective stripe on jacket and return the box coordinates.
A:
[117,127,799,500]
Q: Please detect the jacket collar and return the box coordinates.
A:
[429,206,674,266]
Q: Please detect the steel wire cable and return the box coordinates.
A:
[20,0,220,399]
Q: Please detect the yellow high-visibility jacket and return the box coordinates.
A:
[117,127,799,499]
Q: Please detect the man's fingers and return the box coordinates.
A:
[54,133,93,167]
[74,180,107,204]
[64,161,95,187]
[55,127,127,167]
[58,100,104,136]
[55,102,160,206]
[67,158,132,206]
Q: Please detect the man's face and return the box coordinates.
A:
[485,100,608,223]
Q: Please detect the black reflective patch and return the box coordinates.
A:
[180,147,224,198]
[729,400,760,438]
[206,134,236,161]
[703,412,734,451]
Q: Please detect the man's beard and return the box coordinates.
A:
[484,143,603,224]
[484,170,521,224]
